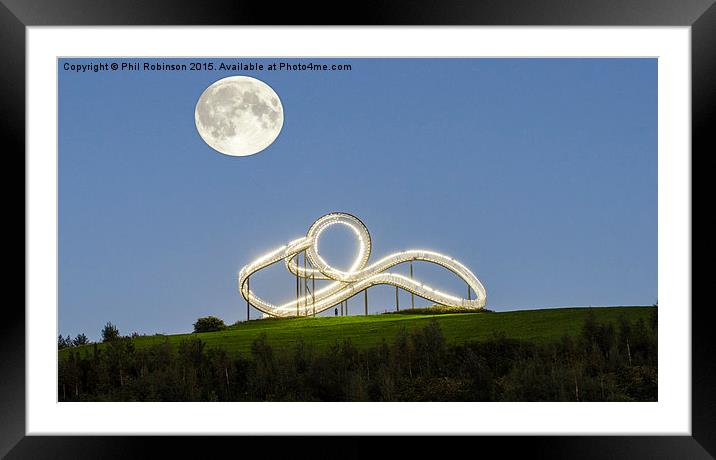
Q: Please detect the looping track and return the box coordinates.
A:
[238,212,486,317]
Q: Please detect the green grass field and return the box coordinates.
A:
[60,306,655,360]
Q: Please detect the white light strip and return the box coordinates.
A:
[238,212,486,317]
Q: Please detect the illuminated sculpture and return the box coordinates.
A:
[238,212,486,317]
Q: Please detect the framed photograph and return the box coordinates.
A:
[7,0,710,456]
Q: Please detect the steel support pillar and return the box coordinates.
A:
[410,261,415,308]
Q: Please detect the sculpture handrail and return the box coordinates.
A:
[238,212,486,317]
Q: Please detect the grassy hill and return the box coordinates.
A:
[60,306,655,360]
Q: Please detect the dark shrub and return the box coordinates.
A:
[101,322,120,342]
[72,333,90,346]
[193,316,226,333]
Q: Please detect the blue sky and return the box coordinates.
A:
[59,58,657,340]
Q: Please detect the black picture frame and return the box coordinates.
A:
[5,0,709,457]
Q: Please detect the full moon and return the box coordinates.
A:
[195,76,284,157]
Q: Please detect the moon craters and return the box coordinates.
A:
[195,76,284,157]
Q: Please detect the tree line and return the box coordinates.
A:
[59,317,227,351]
[58,310,657,402]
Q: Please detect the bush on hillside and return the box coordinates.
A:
[72,333,90,346]
[193,316,226,333]
[101,322,120,342]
